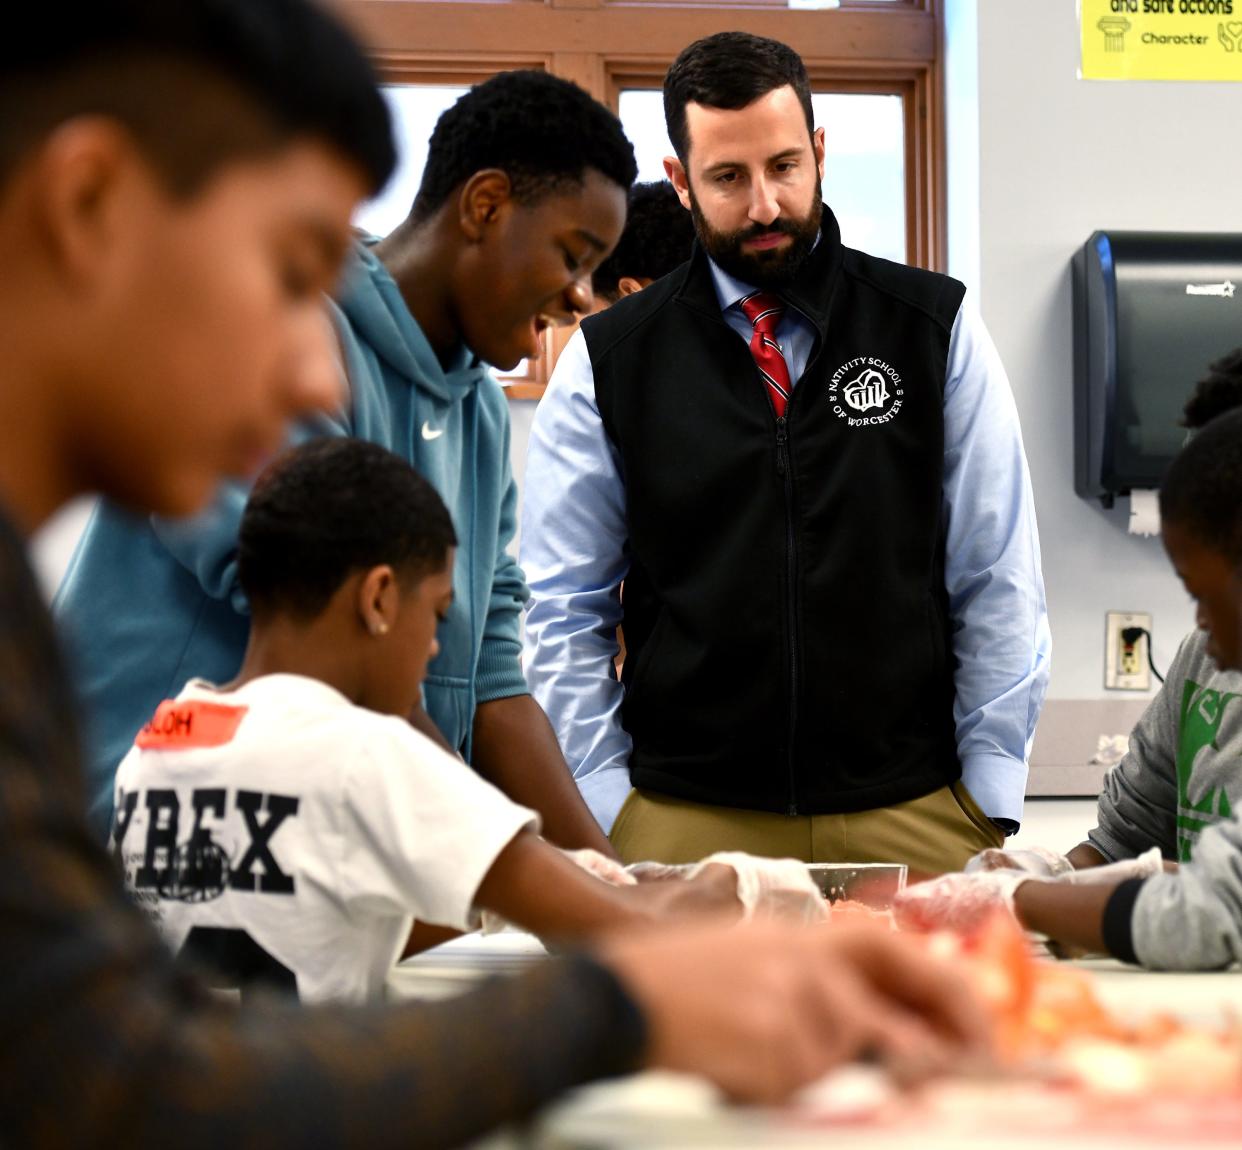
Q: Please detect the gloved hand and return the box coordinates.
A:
[625,860,694,884]
[684,851,830,925]
[1057,845,1163,885]
[562,847,638,887]
[893,869,1031,935]
[966,845,1075,878]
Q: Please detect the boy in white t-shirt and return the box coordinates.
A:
[112,438,742,1003]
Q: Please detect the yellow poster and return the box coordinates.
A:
[1081,0,1242,80]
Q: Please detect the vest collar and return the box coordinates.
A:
[674,206,844,339]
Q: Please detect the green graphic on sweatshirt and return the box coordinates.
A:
[1177,680,1238,862]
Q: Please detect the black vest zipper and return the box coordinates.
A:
[774,414,799,816]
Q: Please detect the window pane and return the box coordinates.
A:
[813,92,905,265]
[617,90,673,186]
[353,84,468,238]
[617,88,905,265]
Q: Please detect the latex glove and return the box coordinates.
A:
[966,845,1075,878]
[562,847,637,887]
[685,851,829,925]
[893,870,1031,935]
[1058,846,1163,885]
[625,860,694,884]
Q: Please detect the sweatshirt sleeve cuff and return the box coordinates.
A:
[475,639,530,704]
[1102,876,1148,965]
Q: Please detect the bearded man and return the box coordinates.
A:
[521,32,1049,874]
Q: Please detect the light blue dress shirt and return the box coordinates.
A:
[520,258,1051,834]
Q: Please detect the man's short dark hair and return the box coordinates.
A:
[239,439,457,621]
[592,181,695,303]
[663,32,814,164]
[0,0,395,196]
[410,70,637,222]
[1160,407,1242,567]
[1183,348,1242,431]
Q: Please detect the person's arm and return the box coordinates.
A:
[474,829,741,939]
[520,329,633,834]
[1066,842,1109,869]
[472,694,616,856]
[594,919,994,1104]
[10,895,650,1149]
[941,300,1051,829]
[463,377,615,855]
[1085,632,1197,865]
[1012,880,1118,954]
[1115,814,1242,970]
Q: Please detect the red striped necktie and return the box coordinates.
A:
[740,291,791,419]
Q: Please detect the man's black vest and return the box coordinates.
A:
[581,210,967,816]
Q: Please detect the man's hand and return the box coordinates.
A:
[596,919,993,1105]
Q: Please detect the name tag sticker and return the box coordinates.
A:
[136,700,248,749]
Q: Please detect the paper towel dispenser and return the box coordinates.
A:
[1072,231,1242,508]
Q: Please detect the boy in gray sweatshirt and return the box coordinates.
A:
[1074,350,1242,870]
[898,401,1242,969]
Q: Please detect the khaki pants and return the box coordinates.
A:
[609,782,1003,879]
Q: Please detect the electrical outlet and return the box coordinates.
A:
[1105,611,1152,691]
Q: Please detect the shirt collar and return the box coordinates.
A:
[707,233,822,318]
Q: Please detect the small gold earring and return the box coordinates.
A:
[372,621,389,637]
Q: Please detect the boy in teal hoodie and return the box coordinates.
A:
[56,71,635,846]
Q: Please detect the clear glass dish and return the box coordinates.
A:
[806,862,908,910]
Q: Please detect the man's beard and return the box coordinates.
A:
[689,182,822,290]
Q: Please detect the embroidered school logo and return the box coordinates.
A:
[828,357,904,427]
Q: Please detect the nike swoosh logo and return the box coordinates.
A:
[421,421,444,441]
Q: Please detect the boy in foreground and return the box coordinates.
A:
[0,2,989,1144]
[898,408,1242,970]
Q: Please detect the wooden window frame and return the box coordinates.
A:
[332,0,945,399]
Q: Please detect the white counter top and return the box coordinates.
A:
[391,934,1242,1149]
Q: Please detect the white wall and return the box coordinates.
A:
[966,0,1242,701]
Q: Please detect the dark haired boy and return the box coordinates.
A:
[58,69,636,855]
[0,4,991,1141]
[591,180,696,307]
[899,407,1242,969]
[113,439,750,1003]
[523,31,1048,871]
